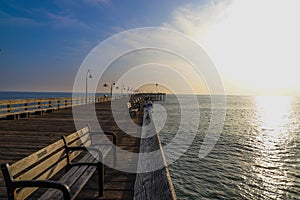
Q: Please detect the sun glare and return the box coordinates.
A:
[202,0,300,95]
[255,96,292,132]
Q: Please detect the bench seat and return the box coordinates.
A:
[39,145,112,200]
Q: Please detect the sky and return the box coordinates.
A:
[1,0,300,95]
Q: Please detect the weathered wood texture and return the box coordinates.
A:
[0,100,143,200]
[134,110,177,200]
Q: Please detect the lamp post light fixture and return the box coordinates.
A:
[86,69,92,104]
[103,82,115,97]
[121,85,126,97]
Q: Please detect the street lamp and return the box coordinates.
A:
[103,82,115,97]
[86,69,92,104]
[121,85,125,97]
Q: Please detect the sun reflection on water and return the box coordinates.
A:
[255,96,293,148]
[252,96,296,198]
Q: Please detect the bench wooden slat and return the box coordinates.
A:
[15,148,66,181]
[60,155,95,186]
[38,154,96,200]
[16,157,68,199]
[69,132,91,147]
[16,150,81,200]
[69,161,98,198]
[65,127,89,143]
[79,132,91,145]
[10,139,65,177]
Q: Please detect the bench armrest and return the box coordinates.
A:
[14,180,71,200]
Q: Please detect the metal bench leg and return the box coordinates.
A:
[1,164,16,200]
[98,162,104,197]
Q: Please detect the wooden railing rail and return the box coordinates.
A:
[0,96,111,119]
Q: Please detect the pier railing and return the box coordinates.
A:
[0,93,166,120]
[0,96,110,119]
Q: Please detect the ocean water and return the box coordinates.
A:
[158,95,300,200]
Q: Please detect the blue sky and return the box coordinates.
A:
[1,0,300,95]
[0,0,206,92]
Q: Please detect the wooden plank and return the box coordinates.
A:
[133,111,177,200]
[10,139,65,176]
[66,131,85,146]
[69,163,98,198]
[83,140,92,147]
[15,148,66,181]
[38,154,96,200]
[79,134,91,146]
[65,127,89,146]
[16,150,81,199]
[16,158,68,199]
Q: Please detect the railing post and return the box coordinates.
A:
[24,102,28,111]
[7,104,11,113]
[38,101,41,109]
[58,100,60,110]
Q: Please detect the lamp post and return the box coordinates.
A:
[103,82,115,97]
[86,69,92,104]
[120,84,124,97]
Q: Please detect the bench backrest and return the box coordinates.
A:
[3,126,91,199]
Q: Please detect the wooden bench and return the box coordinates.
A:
[1,126,117,200]
[127,102,140,115]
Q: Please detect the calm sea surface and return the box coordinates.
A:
[158,95,300,200]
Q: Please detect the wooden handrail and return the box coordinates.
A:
[0,96,107,119]
[0,93,164,119]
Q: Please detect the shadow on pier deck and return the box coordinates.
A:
[0,100,143,199]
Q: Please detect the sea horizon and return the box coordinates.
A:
[0,91,298,100]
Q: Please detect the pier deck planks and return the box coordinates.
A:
[0,101,143,200]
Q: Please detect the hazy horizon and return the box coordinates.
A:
[1,90,300,98]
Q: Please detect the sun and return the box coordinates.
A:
[202,0,300,95]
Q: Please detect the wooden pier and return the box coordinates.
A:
[0,93,174,200]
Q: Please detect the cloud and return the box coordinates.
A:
[82,0,111,6]
[163,1,232,42]
[0,6,90,30]
[46,11,90,29]
[0,10,41,26]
